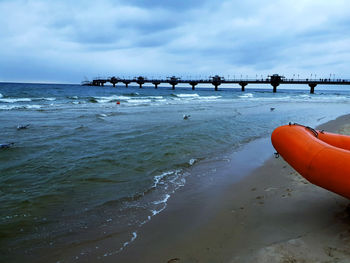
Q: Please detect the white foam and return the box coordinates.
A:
[25,105,41,109]
[152,194,170,205]
[151,209,162,216]
[155,99,167,102]
[175,93,200,98]
[239,93,254,98]
[153,171,173,188]
[150,199,171,217]
[200,96,222,100]
[117,232,138,253]
[126,232,137,245]
[95,95,131,103]
[43,97,56,101]
[113,169,188,255]
[31,97,56,102]
[0,98,32,103]
[0,93,3,98]
[0,105,41,110]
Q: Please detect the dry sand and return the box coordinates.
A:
[107,115,350,262]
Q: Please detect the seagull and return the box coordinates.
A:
[17,124,30,130]
[0,142,14,149]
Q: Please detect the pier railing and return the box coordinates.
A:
[83,74,350,94]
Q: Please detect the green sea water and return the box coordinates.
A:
[1,83,350,261]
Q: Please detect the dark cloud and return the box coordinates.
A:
[1,0,350,82]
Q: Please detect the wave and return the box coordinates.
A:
[172,93,200,98]
[98,113,108,118]
[42,97,56,101]
[0,105,42,110]
[149,96,164,99]
[123,92,139,96]
[239,93,254,98]
[88,97,98,103]
[0,93,3,98]
[93,95,131,103]
[90,95,164,105]
[85,93,223,106]
[199,95,222,100]
[0,98,32,103]
[170,94,221,102]
[0,97,55,104]
[29,97,56,102]
[153,170,175,188]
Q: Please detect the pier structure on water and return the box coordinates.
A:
[83,74,350,94]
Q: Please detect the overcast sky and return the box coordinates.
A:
[1,0,350,83]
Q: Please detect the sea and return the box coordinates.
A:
[1,82,350,261]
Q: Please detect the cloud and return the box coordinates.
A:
[1,0,350,83]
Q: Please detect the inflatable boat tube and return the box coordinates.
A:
[271,123,350,199]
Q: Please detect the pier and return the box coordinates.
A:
[83,74,350,94]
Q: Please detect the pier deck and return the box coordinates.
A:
[83,74,350,94]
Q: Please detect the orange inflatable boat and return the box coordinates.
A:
[271,123,350,199]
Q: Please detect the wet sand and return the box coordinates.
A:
[110,115,350,263]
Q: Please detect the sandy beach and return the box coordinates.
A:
[109,115,350,263]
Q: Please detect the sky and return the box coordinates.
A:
[1,0,350,83]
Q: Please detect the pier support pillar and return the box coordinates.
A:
[272,84,279,93]
[309,83,317,94]
[239,82,247,91]
[110,77,118,88]
[136,76,145,89]
[152,81,161,89]
[122,81,130,88]
[168,76,179,90]
[211,75,222,91]
[189,82,198,90]
[269,74,282,93]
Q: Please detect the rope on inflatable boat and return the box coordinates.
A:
[288,122,319,138]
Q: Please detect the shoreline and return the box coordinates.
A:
[110,114,350,263]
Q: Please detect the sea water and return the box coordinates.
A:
[1,82,350,261]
